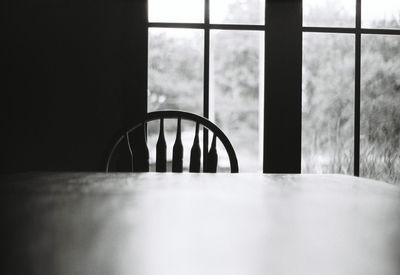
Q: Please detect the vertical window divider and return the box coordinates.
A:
[203,0,210,171]
[354,0,361,176]
[264,0,302,173]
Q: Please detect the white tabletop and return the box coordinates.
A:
[1,173,399,275]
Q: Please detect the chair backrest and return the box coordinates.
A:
[106,110,239,173]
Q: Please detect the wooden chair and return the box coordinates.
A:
[106,110,239,173]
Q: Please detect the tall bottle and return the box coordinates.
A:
[142,124,150,172]
[206,133,218,173]
[156,118,167,172]
[172,118,183,172]
[132,125,149,172]
[189,122,201,172]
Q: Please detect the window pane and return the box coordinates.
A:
[361,35,400,184]
[210,0,264,25]
[148,28,203,114]
[303,0,355,27]
[362,0,400,29]
[210,30,264,172]
[148,0,204,23]
[302,33,354,174]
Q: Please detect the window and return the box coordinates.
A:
[303,0,400,184]
[148,0,265,172]
[147,0,400,183]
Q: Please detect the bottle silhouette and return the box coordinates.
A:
[115,134,133,172]
[189,122,201,172]
[156,118,167,172]
[142,125,150,172]
[172,118,183,172]
[206,133,218,173]
[132,125,149,172]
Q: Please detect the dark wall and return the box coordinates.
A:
[1,0,147,173]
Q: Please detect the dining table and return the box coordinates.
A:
[0,172,399,275]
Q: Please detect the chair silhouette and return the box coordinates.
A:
[106,110,239,173]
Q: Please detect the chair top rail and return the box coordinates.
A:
[107,110,239,173]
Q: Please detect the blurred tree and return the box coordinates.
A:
[148,29,203,115]
[302,32,355,174]
[302,5,400,183]
[360,33,400,183]
[148,1,400,182]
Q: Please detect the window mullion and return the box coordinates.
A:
[203,0,210,171]
[264,0,303,173]
[354,0,361,176]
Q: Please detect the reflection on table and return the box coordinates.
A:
[1,173,400,275]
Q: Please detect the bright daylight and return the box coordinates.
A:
[148,0,400,184]
[3,1,400,274]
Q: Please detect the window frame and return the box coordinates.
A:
[303,0,400,176]
[147,0,267,171]
[146,0,400,175]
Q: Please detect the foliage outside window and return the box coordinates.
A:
[148,0,264,172]
[303,0,400,185]
[148,0,400,184]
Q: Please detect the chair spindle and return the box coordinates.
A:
[126,133,134,172]
[113,133,133,172]
[143,134,150,172]
[156,118,167,172]
[189,122,201,172]
[106,111,238,173]
[206,133,218,173]
[131,125,150,172]
[172,118,183,172]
